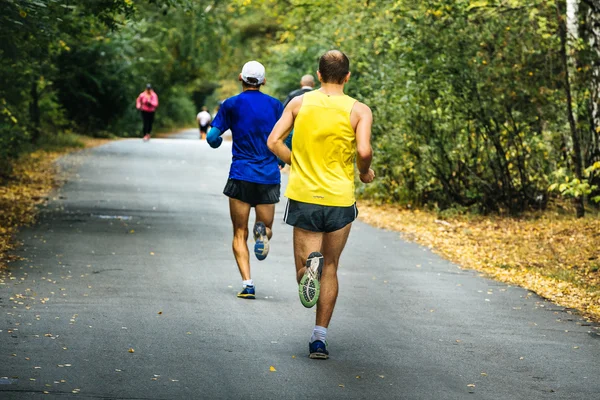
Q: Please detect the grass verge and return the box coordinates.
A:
[359,202,600,321]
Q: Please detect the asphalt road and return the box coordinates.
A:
[1,129,600,399]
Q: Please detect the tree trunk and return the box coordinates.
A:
[567,0,579,42]
[29,77,41,142]
[583,0,600,206]
[561,0,579,162]
[559,4,586,217]
[587,1,600,162]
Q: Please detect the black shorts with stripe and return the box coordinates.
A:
[283,199,358,233]
[223,179,280,207]
[199,123,210,133]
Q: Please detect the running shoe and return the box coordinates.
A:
[237,285,255,299]
[298,252,324,308]
[253,221,269,261]
[309,340,329,359]
[143,134,150,141]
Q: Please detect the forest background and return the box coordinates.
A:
[2,0,600,216]
[1,0,600,317]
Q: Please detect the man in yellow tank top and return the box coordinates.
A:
[268,50,375,359]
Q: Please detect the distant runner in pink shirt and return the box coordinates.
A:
[136,84,159,141]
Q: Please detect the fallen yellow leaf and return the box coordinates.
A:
[359,202,600,322]
[128,348,135,353]
[269,366,276,372]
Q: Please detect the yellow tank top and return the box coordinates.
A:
[285,90,357,207]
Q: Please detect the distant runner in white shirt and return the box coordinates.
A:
[196,106,212,140]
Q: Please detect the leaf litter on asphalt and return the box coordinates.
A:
[359,202,600,320]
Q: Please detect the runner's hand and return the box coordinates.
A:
[359,169,375,183]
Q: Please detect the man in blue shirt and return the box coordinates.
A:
[207,61,284,299]
[277,74,315,167]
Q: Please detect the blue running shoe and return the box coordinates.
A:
[309,340,329,359]
[237,285,255,299]
[298,252,324,308]
[253,221,270,261]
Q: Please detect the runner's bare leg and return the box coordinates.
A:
[293,227,323,284]
[229,198,252,280]
[254,203,275,239]
[316,223,352,328]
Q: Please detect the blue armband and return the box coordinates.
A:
[207,127,223,148]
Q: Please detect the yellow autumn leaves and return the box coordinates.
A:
[0,137,107,272]
[0,150,63,270]
[359,202,600,320]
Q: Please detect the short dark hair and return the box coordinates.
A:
[318,50,350,84]
[242,77,261,88]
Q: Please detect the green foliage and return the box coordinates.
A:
[0,0,136,159]
[549,162,600,203]
[155,87,196,130]
[2,0,599,216]
[36,131,85,152]
[0,100,29,179]
[233,0,599,215]
[55,42,136,132]
[0,0,225,156]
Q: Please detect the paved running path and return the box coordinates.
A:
[1,129,599,399]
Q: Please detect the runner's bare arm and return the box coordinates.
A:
[352,102,375,183]
[267,96,302,165]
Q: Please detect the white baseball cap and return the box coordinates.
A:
[241,61,265,85]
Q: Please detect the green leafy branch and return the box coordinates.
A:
[549,162,600,203]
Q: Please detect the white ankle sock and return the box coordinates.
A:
[242,279,254,288]
[310,326,327,343]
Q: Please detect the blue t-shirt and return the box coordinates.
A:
[212,91,283,184]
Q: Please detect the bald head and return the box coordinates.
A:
[300,74,315,87]
[318,50,350,84]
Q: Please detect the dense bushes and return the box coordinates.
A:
[55,43,136,134]
[0,0,225,161]
[234,0,600,215]
[0,113,28,179]
[2,0,598,216]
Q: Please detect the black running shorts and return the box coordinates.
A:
[223,179,280,207]
[283,199,358,233]
[199,123,210,133]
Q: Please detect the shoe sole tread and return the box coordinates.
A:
[253,222,269,260]
[298,252,324,308]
